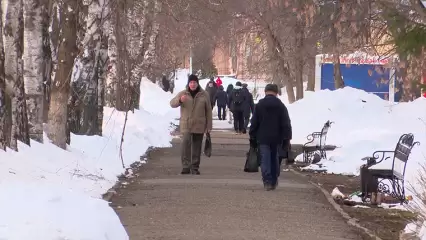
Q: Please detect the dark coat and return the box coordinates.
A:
[162,76,170,92]
[205,80,218,105]
[228,87,250,112]
[215,89,228,107]
[242,88,255,117]
[249,94,292,145]
[226,84,233,95]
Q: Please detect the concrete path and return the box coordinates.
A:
[111,127,363,240]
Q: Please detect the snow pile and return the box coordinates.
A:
[286,87,426,239]
[288,87,426,179]
[174,68,190,92]
[0,183,127,240]
[140,77,179,118]
[0,79,177,239]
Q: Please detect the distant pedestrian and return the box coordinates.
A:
[170,74,213,175]
[216,77,223,87]
[215,85,228,120]
[249,84,292,191]
[226,84,234,124]
[229,81,250,134]
[161,74,170,92]
[241,83,254,130]
[205,77,218,109]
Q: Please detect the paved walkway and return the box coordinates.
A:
[111,126,363,240]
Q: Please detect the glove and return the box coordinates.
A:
[249,138,257,148]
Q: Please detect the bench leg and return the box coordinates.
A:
[303,150,315,164]
[391,178,406,204]
[360,167,379,202]
[378,178,406,204]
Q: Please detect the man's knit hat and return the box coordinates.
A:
[235,81,242,87]
[188,74,199,84]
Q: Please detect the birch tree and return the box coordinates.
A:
[69,0,109,136]
[23,0,48,143]
[47,0,78,149]
[4,0,30,150]
[0,3,7,151]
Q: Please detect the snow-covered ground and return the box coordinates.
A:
[0,80,178,240]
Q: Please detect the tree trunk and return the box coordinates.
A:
[4,0,30,151]
[69,0,107,136]
[333,53,344,89]
[0,3,7,151]
[331,2,344,89]
[114,0,127,111]
[105,2,117,107]
[42,2,52,123]
[294,18,304,100]
[47,0,78,149]
[281,60,296,103]
[306,56,315,91]
[23,0,47,143]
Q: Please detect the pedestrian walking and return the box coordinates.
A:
[229,81,250,134]
[170,74,213,175]
[215,85,228,120]
[226,84,234,124]
[205,77,218,109]
[249,84,292,190]
[216,77,223,87]
[241,83,255,130]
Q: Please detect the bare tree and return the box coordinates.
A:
[23,0,48,143]
[47,0,78,149]
[0,3,7,151]
[4,0,30,150]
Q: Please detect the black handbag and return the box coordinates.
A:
[244,147,259,172]
[204,133,212,157]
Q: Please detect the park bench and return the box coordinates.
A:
[360,133,420,204]
[302,120,333,164]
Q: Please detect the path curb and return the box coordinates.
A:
[102,147,157,202]
[290,169,382,240]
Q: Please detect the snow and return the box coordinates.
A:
[284,86,426,238]
[0,79,178,239]
[288,87,426,184]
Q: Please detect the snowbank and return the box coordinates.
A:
[286,87,426,238]
[0,79,178,239]
[0,183,127,240]
[288,87,426,184]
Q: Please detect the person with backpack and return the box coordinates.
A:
[241,83,255,130]
[229,81,249,134]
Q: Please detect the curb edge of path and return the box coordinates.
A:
[290,169,383,240]
[102,146,158,202]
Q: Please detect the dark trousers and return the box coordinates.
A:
[259,144,280,185]
[244,116,250,129]
[217,105,226,120]
[181,133,204,170]
[233,110,245,132]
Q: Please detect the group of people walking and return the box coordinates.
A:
[170,74,292,191]
[204,77,255,134]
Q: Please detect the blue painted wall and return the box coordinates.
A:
[321,63,392,100]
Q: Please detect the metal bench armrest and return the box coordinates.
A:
[362,150,394,167]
